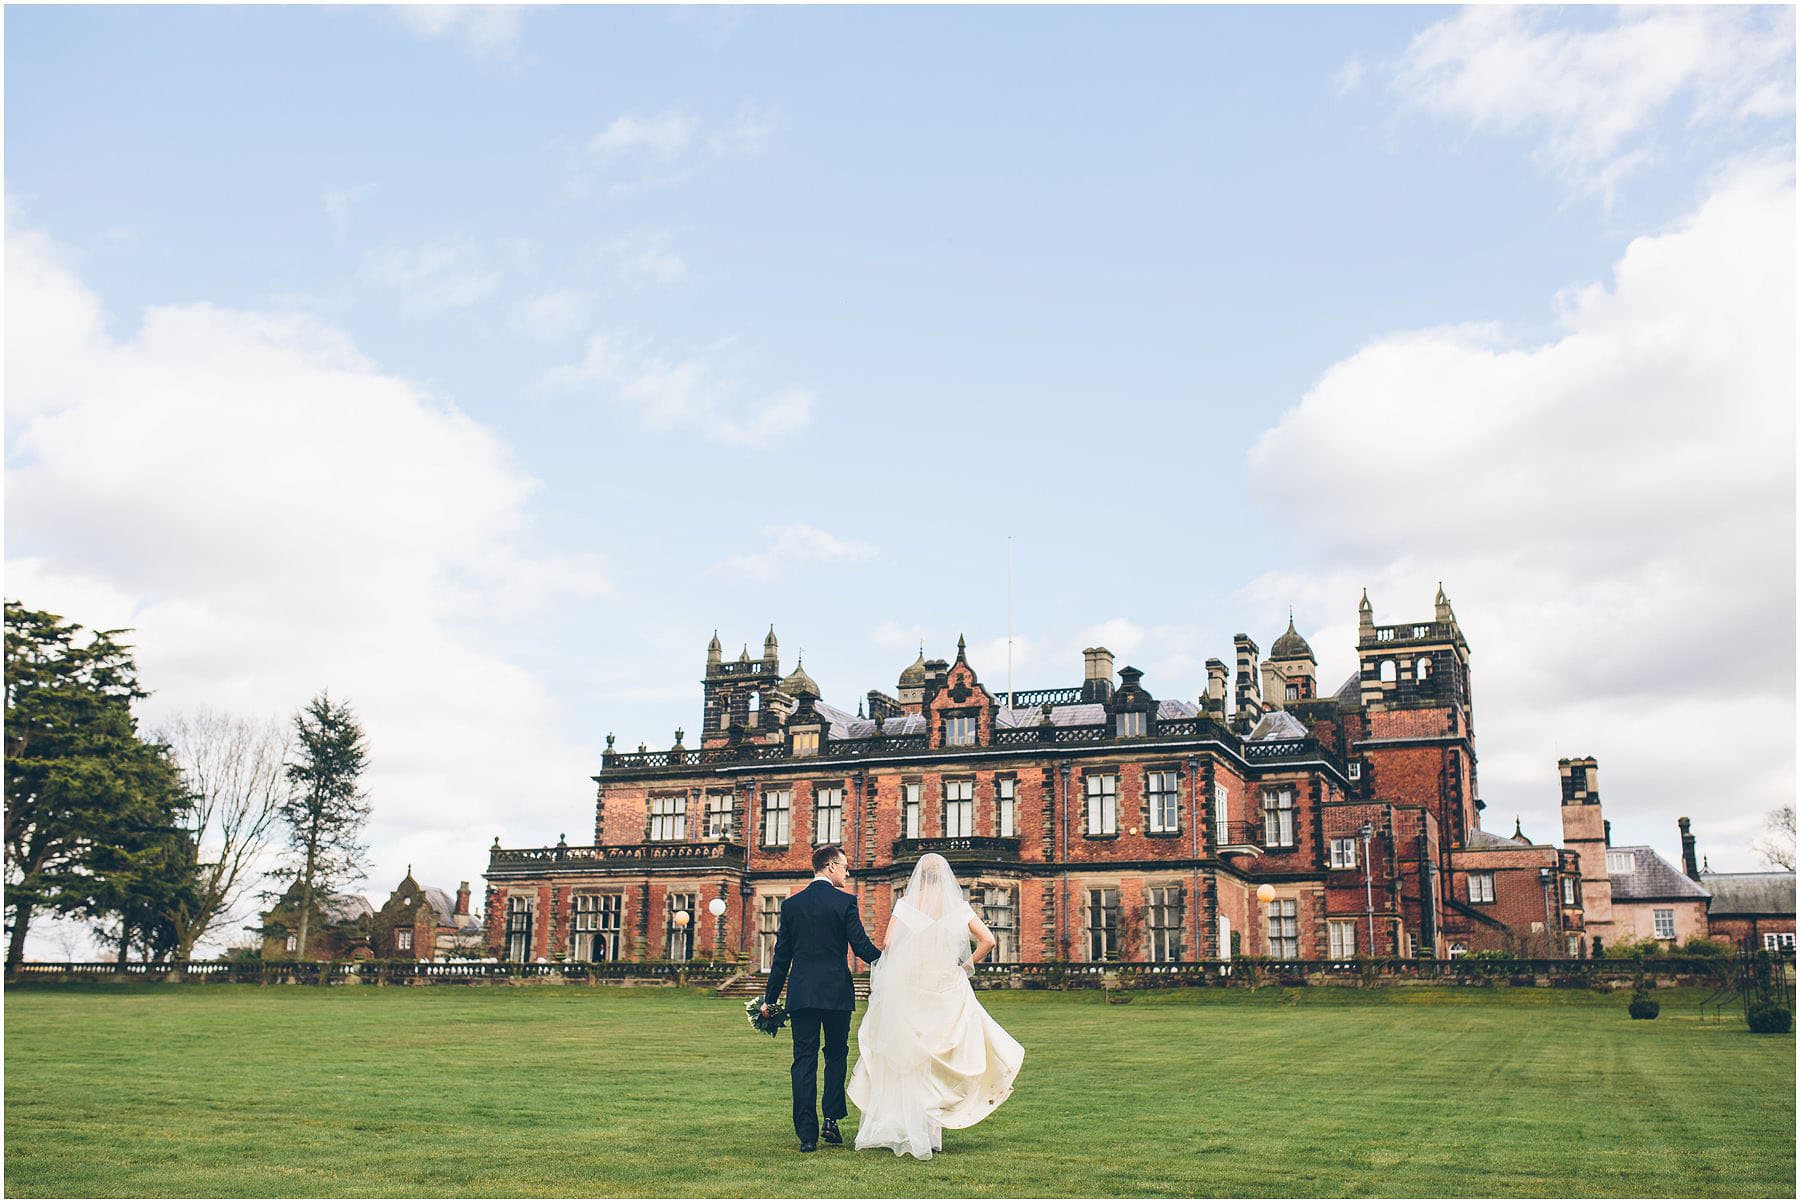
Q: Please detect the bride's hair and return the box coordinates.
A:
[899,852,965,920]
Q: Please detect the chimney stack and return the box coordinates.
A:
[455,881,472,917]
[1678,817,1701,882]
[1081,647,1115,704]
[1204,659,1229,711]
[1233,634,1262,731]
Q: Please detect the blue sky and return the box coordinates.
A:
[6,5,1794,951]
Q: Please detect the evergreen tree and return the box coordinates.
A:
[4,602,191,967]
[278,691,370,960]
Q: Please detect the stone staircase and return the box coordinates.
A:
[716,971,871,1001]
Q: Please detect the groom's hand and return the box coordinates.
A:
[760,1003,773,1017]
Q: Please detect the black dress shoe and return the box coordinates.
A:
[821,1119,843,1146]
[798,1140,818,1154]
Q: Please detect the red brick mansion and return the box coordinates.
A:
[483,587,1793,966]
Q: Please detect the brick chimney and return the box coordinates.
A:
[1678,818,1700,882]
[1204,659,1228,711]
[1233,634,1262,732]
[455,881,472,917]
[1081,647,1114,704]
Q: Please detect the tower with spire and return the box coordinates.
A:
[700,627,783,744]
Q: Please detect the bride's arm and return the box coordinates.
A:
[965,915,998,965]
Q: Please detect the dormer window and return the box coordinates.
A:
[944,715,976,747]
[792,727,820,757]
[1116,711,1146,738]
[1605,850,1634,875]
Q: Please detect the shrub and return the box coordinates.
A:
[1679,936,1734,958]
[1462,950,1512,962]
[1604,935,1664,960]
[1628,987,1660,1020]
[1747,1003,1792,1034]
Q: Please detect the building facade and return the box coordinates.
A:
[262,872,481,960]
[486,588,1604,966]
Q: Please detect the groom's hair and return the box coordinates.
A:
[812,844,844,873]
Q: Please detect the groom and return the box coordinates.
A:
[760,843,882,1153]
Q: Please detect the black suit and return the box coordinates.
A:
[762,878,882,1143]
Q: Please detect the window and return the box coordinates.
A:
[1348,761,1362,781]
[1379,659,1397,683]
[285,934,297,953]
[944,715,976,747]
[757,895,782,971]
[1116,711,1146,738]
[1561,876,1579,907]
[505,895,534,962]
[1213,782,1229,846]
[1329,838,1358,869]
[1566,934,1582,958]
[981,887,1018,964]
[997,777,1017,838]
[1415,656,1432,679]
[395,929,413,952]
[1653,908,1675,940]
[814,786,844,846]
[572,893,622,961]
[1468,872,1495,903]
[1285,683,1299,700]
[1763,932,1795,951]
[762,789,791,847]
[901,783,921,840]
[1147,771,1179,834]
[1606,850,1635,875]
[1448,942,1467,960]
[667,893,695,960]
[747,690,760,727]
[705,793,734,840]
[649,795,687,842]
[1085,774,1118,836]
[1328,919,1357,960]
[944,780,973,838]
[1261,787,1296,848]
[1148,886,1184,963]
[1085,888,1118,961]
[792,728,820,757]
[1266,899,1298,959]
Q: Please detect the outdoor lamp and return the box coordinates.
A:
[707,897,727,918]
[1256,883,1277,904]
[673,910,690,928]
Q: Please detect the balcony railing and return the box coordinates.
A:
[892,836,1022,862]
[1214,821,1267,855]
[487,841,746,873]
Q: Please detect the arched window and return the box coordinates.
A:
[1379,659,1397,683]
[747,690,760,713]
[1415,656,1432,679]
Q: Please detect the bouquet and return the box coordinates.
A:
[745,997,789,1037]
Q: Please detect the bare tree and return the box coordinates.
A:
[1755,804,1796,873]
[155,709,289,961]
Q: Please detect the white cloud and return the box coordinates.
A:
[590,108,702,159]
[1377,6,1795,194]
[707,103,779,159]
[395,5,523,63]
[1245,161,1795,870]
[4,224,608,952]
[713,524,877,583]
[510,289,590,342]
[542,332,815,448]
[362,241,502,315]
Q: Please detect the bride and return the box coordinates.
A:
[847,853,1024,1160]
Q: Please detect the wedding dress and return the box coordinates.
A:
[847,853,1024,1160]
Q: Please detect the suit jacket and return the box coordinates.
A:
[763,879,882,1012]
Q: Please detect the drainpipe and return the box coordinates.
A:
[1188,755,1201,959]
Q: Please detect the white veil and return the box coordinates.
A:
[876,852,975,984]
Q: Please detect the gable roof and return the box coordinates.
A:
[1247,710,1309,741]
[1700,872,1796,917]
[1333,673,1361,706]
[423,888,459,924]
[322,894,373,923]
[1607,846,1712,901]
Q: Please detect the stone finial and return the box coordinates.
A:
[557,833,568,848]
[605,732,615,750]
[707,630,722,667]
[491,836,502,851]
[638,742,647,753]
[956,633,967,659]
[673,727,685,747]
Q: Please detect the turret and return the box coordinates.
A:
[706,630,722,670]
[1558,756,1614,943]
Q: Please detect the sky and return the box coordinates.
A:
[5,4,1794,956]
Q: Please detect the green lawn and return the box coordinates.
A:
[3,982,1793,1198]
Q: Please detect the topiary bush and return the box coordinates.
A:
[1628,985,1659,1019]
[1747,1003,1792,1034]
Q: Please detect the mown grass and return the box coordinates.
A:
[3,982,1793,1198]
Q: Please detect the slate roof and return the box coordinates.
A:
[1607,846,1712,901]
[1700,872,1796,918]
[424,888,458,924]
[1246,710,1309,741]
[323,894,373,922]
[1333,673,1361,706]
[1463,827,1528,851]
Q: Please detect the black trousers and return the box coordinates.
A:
[788,1007,851,1142]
